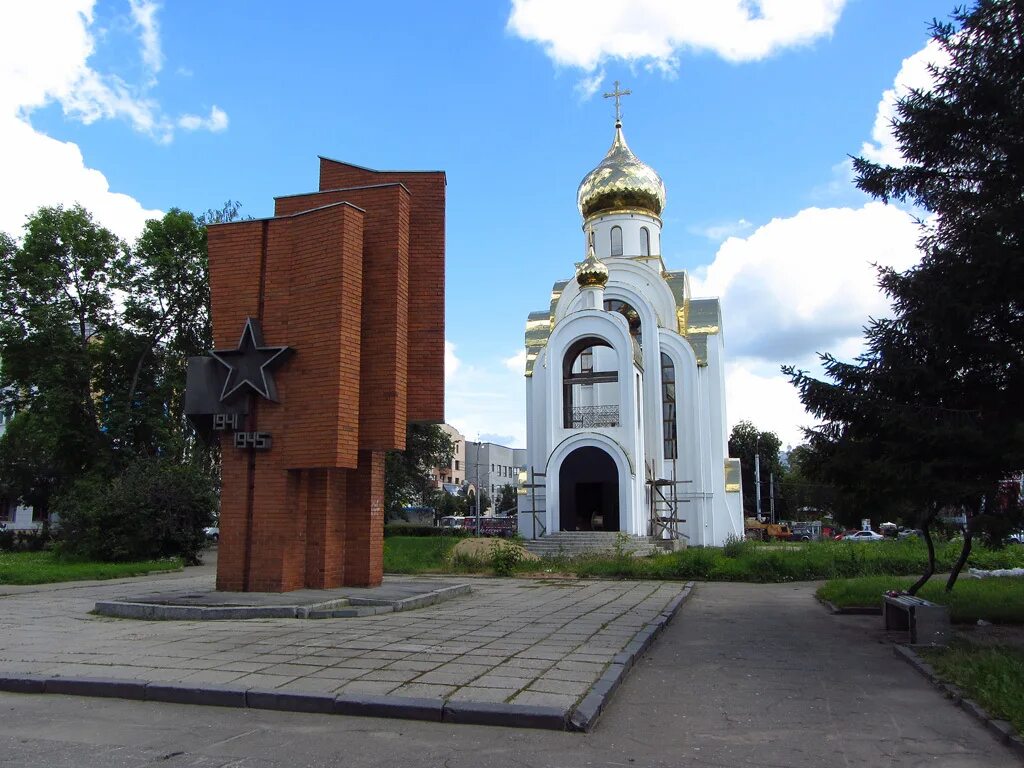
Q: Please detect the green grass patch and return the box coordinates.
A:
[383,536,460,573]
[0,550,184,585]
[380,536,1024,584]
[817,575,1024,623]
[920,643,1024,734]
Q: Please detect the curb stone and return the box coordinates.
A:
[569,581,695,732]
[893,644,1024,760]
[45,676,146,701]
[443,700,567,729]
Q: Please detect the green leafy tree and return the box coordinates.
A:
[495,484,518,515]
[384,424,455,518]
[727,421,783,518]
[0,205,123,513]
[787,0,1024,593]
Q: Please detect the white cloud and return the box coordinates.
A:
[508,0,847,71]
[726,358,812,448]
[690,201,921,445]
[0,1,226,241]
[0,116,161,242]
[445,341,526,448]
[574,69,605,100]
[692,202,920,362]
[691,218,753,241]
[861,39,949,167]
[129,0,163,76]
[178,105,228,133]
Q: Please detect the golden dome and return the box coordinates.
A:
[577,122,666,220]
[576,244,609,288]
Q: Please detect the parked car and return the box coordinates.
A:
[204,526,219,542]
[898,529,923,540]
[844,530,885,542]
[1008,531,1024,545]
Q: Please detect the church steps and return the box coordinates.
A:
[522,532,662,558]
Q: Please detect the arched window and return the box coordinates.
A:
[604,299,642,340]
[610,226,623,256]
[661,353,678,459]
[563,337,619,429]
[640,227,650,256]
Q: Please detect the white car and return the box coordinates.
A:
[845,530,885,541]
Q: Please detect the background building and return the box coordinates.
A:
[430,423,466,494]
[465,441,526,514]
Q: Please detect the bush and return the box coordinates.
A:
[0,526,52,552]
[490,539,525,576]
[53,460,216,564]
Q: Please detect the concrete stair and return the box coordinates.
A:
[522,531,662,559]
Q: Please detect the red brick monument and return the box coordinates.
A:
[189,158,445,592]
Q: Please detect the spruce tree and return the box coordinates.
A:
[786,0,1024,592]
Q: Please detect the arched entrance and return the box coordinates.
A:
[558,446,619,532]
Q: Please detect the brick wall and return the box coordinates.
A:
[318,158,445,424]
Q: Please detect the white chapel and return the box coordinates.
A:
[518,90,744,547]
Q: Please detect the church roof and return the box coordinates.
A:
[577,122,666,220]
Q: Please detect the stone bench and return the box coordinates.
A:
[883,594,951,645]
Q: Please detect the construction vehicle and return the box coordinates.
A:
[744,518,793,541]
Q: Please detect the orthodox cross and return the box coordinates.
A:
[603,80,631,124]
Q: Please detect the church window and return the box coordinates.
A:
[640,227,650,256]
[661,353,678,460]
[604,299,642,341]
[610,226,623,256]
[563,337,619,429]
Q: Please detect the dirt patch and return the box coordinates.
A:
[450,538,540,562]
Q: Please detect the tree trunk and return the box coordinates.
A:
[908,505,938,596]
[946,511,978,592]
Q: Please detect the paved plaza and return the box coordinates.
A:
[0,578,1017,767]
[0,561,683,716]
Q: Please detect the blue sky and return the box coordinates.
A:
[1,1,946,448]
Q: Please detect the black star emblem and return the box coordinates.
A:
[210,318,292,403]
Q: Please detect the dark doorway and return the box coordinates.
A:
[558,447,619,532]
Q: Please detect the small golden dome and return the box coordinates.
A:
[576,244,609,288]
[577,122,666,220]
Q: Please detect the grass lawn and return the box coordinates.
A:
[555,538,1024,583]
[383,536,460,573]
[920,643,1024,735]
[817,575,1024,623]
[381,536,1024,583]
[0,550,184,585]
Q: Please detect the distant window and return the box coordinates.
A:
[491,463,494,472]
[610,226,623,256]
[661,352,678,460]
[454,460,460,470]
[640,227,650,256]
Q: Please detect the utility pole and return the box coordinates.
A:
[769,472,776,525]
[474,439,482,536]
[754,434,762,521]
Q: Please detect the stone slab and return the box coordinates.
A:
[94,579,471,621]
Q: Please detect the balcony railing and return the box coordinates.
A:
[570,405,619,429]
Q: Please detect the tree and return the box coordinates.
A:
[787,0,1024,593]
[495,484,518,515]
[728,421,783,518]
[384,424,454,518]
[0,205,123,512]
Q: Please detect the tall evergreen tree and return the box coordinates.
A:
[786,0,1024,592]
